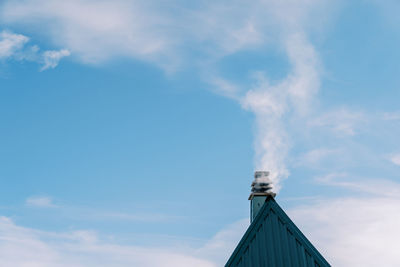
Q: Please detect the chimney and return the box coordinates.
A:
[249,171,276,223]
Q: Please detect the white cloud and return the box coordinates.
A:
[209,77,241,100]
[290,196,400,267]
[1,0,177,69]
[0,30,69,70]
[196,218,248,264]
[315,173,400,197]
[0,216,247,267]
[1,2,399,266]
[14,183,400,267]
[188,2,265,57]
[41,49,71,71]
[0,30,29,58]
[389,154,400,166]
[0,0,332,69]
[26,196,56,208]
[287,177,400,266]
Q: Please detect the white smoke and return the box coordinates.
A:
[0,0,327,190]
[241,32,320,192]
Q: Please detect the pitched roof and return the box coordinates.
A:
[225,196,330,267]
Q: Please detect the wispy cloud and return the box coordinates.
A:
[209,77,241,100]
[0,0,331,70]
[0,216,246,267]
[41,49,71,71]
[315,172,400,197]
[1,0,386,198]
[389,154,400,166]
[309,108,366,136]
[296,148,342,167]
[289,170,400,266]
[26,196,56,208]
[196,218,248,264]
[0,30,70,70]
[85,211,182,223]
[290,193,400,266]
[1,0,176,69]
[0,31,29,58]
[23,196,185,223]
[383,111,400,121]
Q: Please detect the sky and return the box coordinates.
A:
[1,0,400,266]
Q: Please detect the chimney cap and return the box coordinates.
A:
[249,171,276,199]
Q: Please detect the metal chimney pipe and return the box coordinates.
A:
[249,171,276,223]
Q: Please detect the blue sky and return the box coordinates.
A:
[1,0,400,266]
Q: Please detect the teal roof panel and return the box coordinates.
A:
[225,197,330,267]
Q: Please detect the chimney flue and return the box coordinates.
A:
[249,171,276,223]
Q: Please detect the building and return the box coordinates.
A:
[225,171,330,267]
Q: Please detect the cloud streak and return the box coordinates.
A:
[26,196,56,208]
[309,108,366,136]
[0,216,246,267]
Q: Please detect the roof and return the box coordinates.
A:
[225,196,330,267]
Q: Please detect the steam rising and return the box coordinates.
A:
[1,0,325,191]
[241,33,320,192]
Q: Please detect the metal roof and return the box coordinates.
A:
[225,196,330,267]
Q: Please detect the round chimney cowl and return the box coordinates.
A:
[250,171,276,198]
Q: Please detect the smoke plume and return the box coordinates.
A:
[241,32,320,192]
[1,0,325,191]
